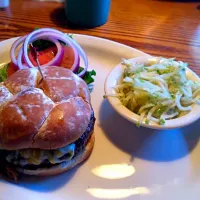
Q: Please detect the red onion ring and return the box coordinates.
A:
[23,28,88,77]
[17,47,26,69]
[11,35,64,70]
[11,28,88,77]
[24,30,80,72]
[10,35,27,66]
[23,38,63,68]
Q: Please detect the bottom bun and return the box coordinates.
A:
[16,134,95,176]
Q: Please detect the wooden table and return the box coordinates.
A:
[0,0,199,73]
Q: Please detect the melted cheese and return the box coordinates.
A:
[6,143,75,166]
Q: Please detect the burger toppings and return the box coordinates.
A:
[9,28,96,79]
[0,64,8,82]
[10,28,84,74]
[6,143,76,166]
[0,28,96,85]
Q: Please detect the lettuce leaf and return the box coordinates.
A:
[0,64,8,82]
[77,67,96,85]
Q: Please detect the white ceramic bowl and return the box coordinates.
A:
[104,55,200,129]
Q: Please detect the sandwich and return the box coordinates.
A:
[0,66,95,181]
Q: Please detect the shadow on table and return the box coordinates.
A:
[50,7,67,28]
[99,100,200,162]
[0,162,80,192]
[196,4,200,9]
[156,0,200,2]
[50,7,91,30]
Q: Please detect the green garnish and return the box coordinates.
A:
[171,93,175,98]
[77,67,96,85]
[68,34,73,39]
[32,27,72,49]
[124,69,132,78]
[156,70,161,75]
[159,119,165,125]
[139,79,145,83]
[145,119,150,124]
[32,39,54,51]
[136,121,141,128]
[0,64,8,82]
[135,67,144,74]
[103,95,107,99]
[152,93,160,99]
[153,106,167,118]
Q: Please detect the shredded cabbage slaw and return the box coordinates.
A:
[108,57,200,126]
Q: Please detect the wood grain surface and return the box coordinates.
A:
[0,0,199,73]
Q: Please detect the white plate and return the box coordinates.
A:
[0,35,200,200]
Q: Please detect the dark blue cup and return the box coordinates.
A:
[65,0,111,28]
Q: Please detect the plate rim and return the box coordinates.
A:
[0,33,147,55]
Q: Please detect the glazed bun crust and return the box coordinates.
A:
[16,133,95,176]
[0,66,92,150]
[33,97,91,149]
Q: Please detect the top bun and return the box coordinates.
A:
[0,66,92,150]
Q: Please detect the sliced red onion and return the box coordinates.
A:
[10,35,64,70]
[11,28,88,77]
[23,28,88,77]
[23,37,63,68]
[65,34,88,77]
[69,43,79,73]
[43,39,64,66]
[10,35,27,66]
[17,47,26,69]
[72,55,80,73]
[16,37,64,70]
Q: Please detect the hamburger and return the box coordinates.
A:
[0,66,95,181]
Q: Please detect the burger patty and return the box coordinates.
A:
[0,112,95,171]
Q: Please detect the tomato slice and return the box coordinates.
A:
[7,45,75,77]
[7,62,18,77]
[28,46,57,66]
[60,46,75,70]
[28,45,75,69]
